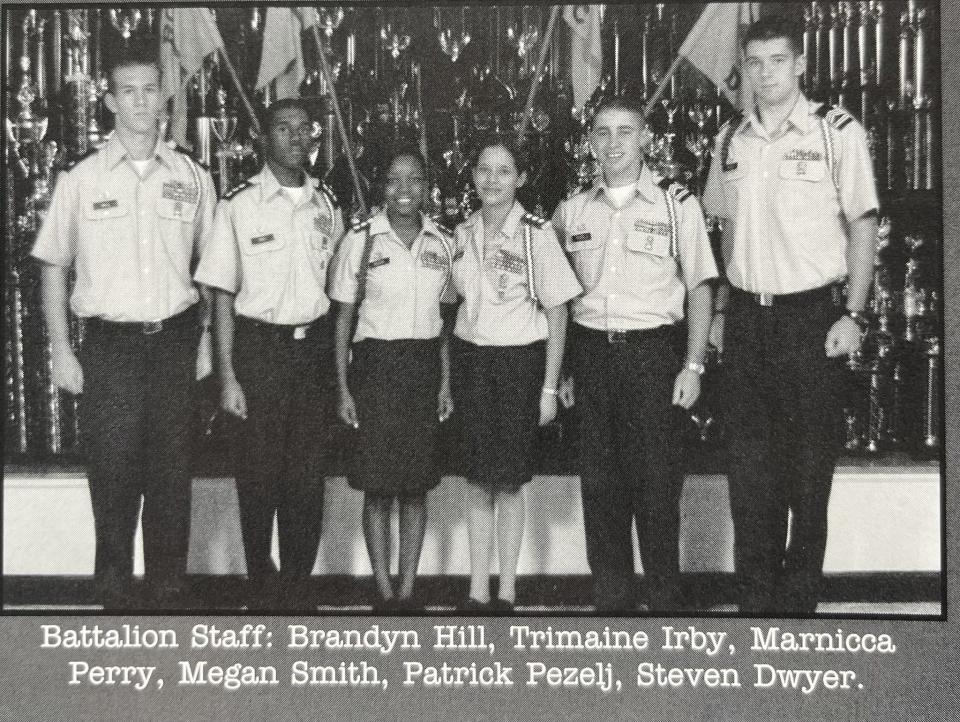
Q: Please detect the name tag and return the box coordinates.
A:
[571,232,592,243]
[779,160,825,181]
[93,199,118,211]
[314,214,333,234]
[251,233,275,245]
[368,257,390,269]
[162,180,199,204]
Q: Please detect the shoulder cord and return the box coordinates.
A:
[351,225,375,336]
[661,187,679,259]
[523,222,539,305]
[818,116,840,194]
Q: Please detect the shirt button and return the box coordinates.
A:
[610,266,617,273]
[143,266,150,274]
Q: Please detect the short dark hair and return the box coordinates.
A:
[742,16,804,56]
[588,97,646,131]
[383,144,427,178]
[261,98,312,134]
[105,42,162,94]
[470,134,530,175]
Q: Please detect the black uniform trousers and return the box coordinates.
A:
[231,316,334,592]
[79,307,198,602]
[571,323,685,612]
[723,285,845,614]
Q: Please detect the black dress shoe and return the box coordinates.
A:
[371,596,401,614]
[396,597,426,613]
[458,597,489,614]
[489,598,515,614]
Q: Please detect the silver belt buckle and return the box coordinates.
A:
[143,320,164,335]
[607,329,628,344]
[293,325,308,340]
[758,293,774,307]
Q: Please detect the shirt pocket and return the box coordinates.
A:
[80,198,131,272]
[775,160,835,231]
[721,165,747,213]
[485,248,528,304]
[363,254,397,302]
[156,196,199,269]
[240,229,288,256]
[564,233,603,289]
[625,231,671,282]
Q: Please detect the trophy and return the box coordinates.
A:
[64,10,92,160]
[108,9,142,42]
[920,335,940,454]
[437,9,471,63]
[211,88,238,195]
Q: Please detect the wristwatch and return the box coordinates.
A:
[845,310,870,331]
[684,361,706,375]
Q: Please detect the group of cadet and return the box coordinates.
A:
[33,17,878,614]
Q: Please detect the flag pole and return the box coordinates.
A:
[643,54,685,118]
[216,47,262,137]
[517,5,561,143]
[308,17,368,217]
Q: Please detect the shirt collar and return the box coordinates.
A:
[105,134,174,170]
[369,210,444,244]
[590,164,658,205]
[253,164,310,204]
[745,92,812,137]
[463,201,527,241]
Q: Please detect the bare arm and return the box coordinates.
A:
[40,262,83,394]
[673,280,713,409]
[212,288,246,418]
[826,213,877,357]
[437,303,455,422]
[334,301,358,427]
[540,303,569,425]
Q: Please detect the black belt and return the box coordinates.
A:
[575,323,678,345]
[85,305,197,336]
[236,314,325,340]
[730,283,841,308]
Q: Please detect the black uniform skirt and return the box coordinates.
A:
[347,338,442,496]
[452,337,545,491]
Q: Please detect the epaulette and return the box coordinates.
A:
[172,144,210,171]
[521,212,547,229]
[657,177,693,203]
[717,110,745,135]
[820,104,854,130]
[351,216,372,233]
[66,146,99,170]
[319,180,341,209]
[223,180,252,200]
[718,111,746,172]
[429,214,456,237]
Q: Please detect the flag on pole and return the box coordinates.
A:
[677,3,760,109]
[256,7,319,100]
[159,8,225,148]
[563,5,603,111]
